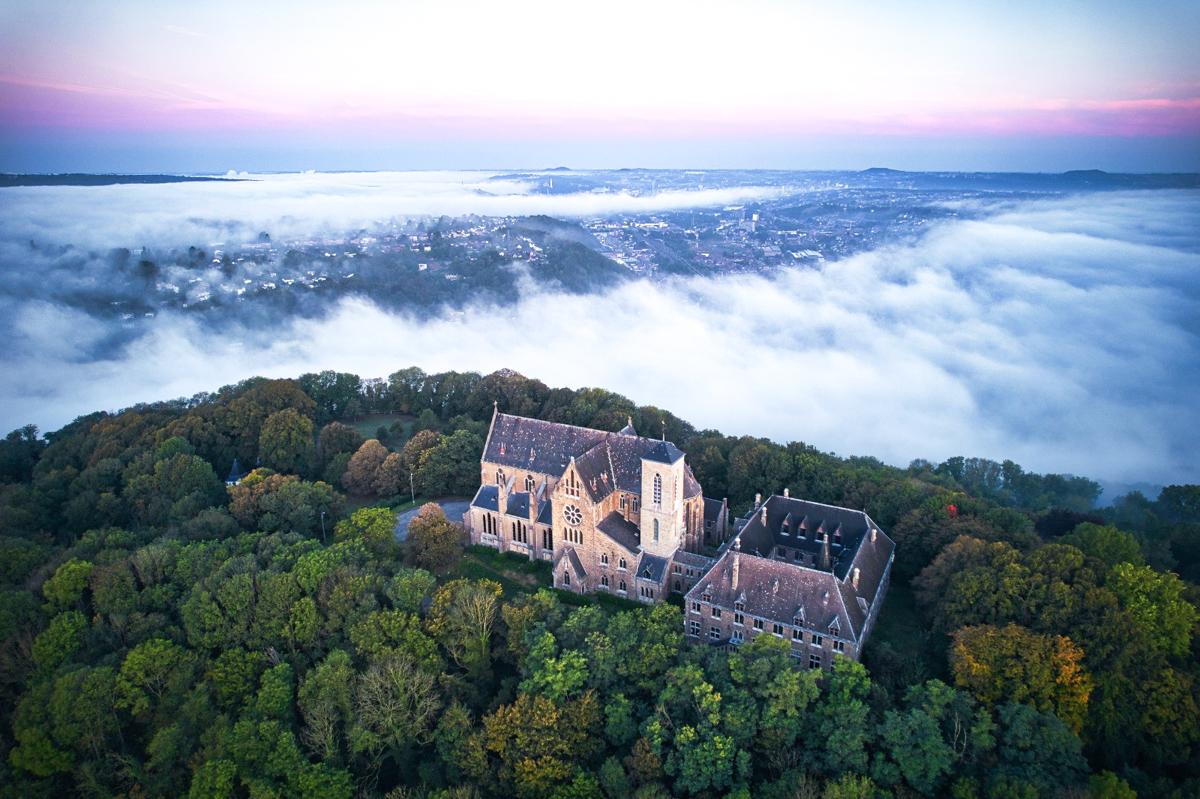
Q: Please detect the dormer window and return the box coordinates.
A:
[734,601,745,612]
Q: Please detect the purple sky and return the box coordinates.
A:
[2,0,1198,172]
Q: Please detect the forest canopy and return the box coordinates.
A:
[0,366,1197,799]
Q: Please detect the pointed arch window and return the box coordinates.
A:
[496,469,505,485]
[525,475,535,492]
[653,518,660,542]
[653,473,662,506]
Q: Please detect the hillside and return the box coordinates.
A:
[0,367,1196,798]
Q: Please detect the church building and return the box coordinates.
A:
[465,406,729,601]
[464,408,895,665]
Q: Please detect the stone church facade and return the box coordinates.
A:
[464,407,729,601]
[464,408,895,665]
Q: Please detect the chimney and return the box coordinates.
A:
[820,532,831,571]
[852,567,861,589]
[731,552,740,590]
[754,493,762,509]
[759,505,767,526]
[870,527,878,543]
[783,487,790,498]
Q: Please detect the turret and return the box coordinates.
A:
[638,440,686,557]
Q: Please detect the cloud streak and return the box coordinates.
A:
[0,171,786,249]
[1,186,1196,486]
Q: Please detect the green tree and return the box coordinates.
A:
[405,503,464,572]
[352,653,442,760]
[258,408,315,475]
[32,609,88,670]
[335,506,398,557]
[823,774,878,799]
[1061,523,1145,568]
[801,658,874,777]
[950,624,1093,733]
[387,567,437,613]
[1088,771,1137,799]
[416,429,485,497]
[116,637,193,716]
[298,649,355,765]
[350,609,442,672]
[427,578,502,679]
[991,703,1087,794]
[482,690,603,798]
[1106,562,1197,657]
[41,558,93,609]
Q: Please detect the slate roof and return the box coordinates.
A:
[558,547,587,580]
[486,413,697,500]
[484,414,607,475]
[736,496,881,580]
[226,458,247,483]
[507,491,531,519]
[644,440,685,464]
[703,497,725,525]
[536,499,552,525]
[637,553,669,582]
[691,549,855,639]
[596,510,641,553]
[471,484,499,512]
[672,549,716,570]
[688,495,896,642]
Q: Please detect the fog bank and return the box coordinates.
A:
[1,188,1196,486]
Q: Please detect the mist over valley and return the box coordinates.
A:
[2,169,1197,489]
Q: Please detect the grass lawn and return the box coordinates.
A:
[347,412,414,440]
[453,545,552,596]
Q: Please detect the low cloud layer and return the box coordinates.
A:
[1,187,1196,486]
[0,171,785,249]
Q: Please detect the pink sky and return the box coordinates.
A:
[2,0,1198,170]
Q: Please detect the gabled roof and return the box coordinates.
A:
[693,495,896,641]
[702,497,726,524]
[737,496,882,580]
[672,549,716,570]
[470,484,499,512]
[557,547,587,580]
[485,412,695,499]
[644,439,685,464]
[637,553,669,583]
[483,413,607,475]
[688,549,855,639]
[507,491,531,519]
[596,511,641,553]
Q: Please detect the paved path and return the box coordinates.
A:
[394,498,471,541]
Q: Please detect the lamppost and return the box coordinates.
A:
[320,510,327,544]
